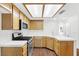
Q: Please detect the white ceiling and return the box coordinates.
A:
[14,3,64,20]
[0,5,11,13]
[54,3,79,23]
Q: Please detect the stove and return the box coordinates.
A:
[12,32,33,56]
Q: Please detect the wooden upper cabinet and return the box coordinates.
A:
[1,4,20,30]
[20,12,24,20]
[29,20,43,30]
[1,4,29,30]
[2,13,13,30]
[1,4,12,30]
[12,4,19,30]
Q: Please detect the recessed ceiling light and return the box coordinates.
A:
[25,4,43,17]
[43,4,63,17]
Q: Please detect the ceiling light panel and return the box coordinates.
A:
[25,4,43,17]
[43,4,63,17]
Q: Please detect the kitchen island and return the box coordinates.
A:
[0,41,27,56]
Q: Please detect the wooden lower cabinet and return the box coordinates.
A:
[32,36,46,47]
[22,45,27,56]
[46,37,54,50]
[54,40,74,56]
[41,38,46,47]
[54,39,60,55]
[1,45,27,56]
[33,36,42,47]
[32,36,74,56]
[65,41,74,56]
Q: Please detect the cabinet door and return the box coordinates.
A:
[33,36,43,47]
[66,41,74,56]
[29,20,43,30]
[59,41,74,56]
[1,47,23,56]
[46,37,54,50]
[41,38,46,47]
[54,39,60,55]
[59,41,67,56]
[35,39,42,47]
[22,44,27,56]
[32,36,46,48]
[2,14,12,30]
[13,5,19,30]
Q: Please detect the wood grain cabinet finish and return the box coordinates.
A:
[54,40,74,56]
[1,45,27,56]
[29,20,43,30]
[32,36,43,47]
[41,38,46,47]
[13,5,19,30]
[46,37,54,50]
[32,36,74,56]
[1,4,19,30]
[22,44,27,56]
[2,14,13,30]
[53,39,60,55]
[32,36,46,47]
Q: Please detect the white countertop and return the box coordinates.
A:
[0,41,27,47]
[23,34,76,41]
[48,35,76,41]
[0,34,76,47]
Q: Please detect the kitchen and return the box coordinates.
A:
[0,3,78,56]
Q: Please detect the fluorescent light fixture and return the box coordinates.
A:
[43,4,63,17]
[25,5,43,17]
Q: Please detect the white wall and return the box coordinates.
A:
[55,3,79,48]
[0,14,1,30]
[22,19,59,36]
[44,18,59,35]
[62,16,79,48]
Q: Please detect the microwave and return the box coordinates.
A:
[19,20,28,30]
